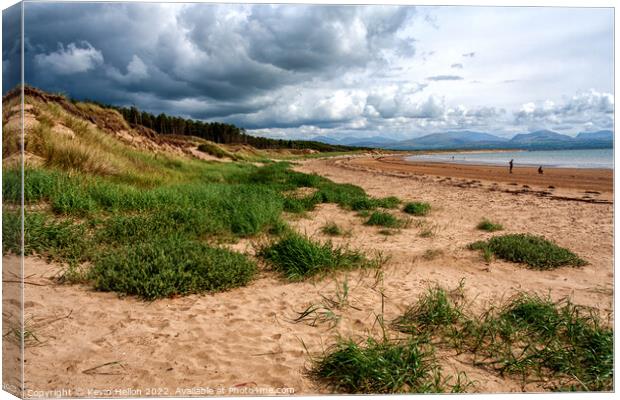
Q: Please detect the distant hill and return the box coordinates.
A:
[508,130,574,146]
[576,130,613,141]
[389,131,507,150]
[310,135,399,147]
[309,129,613,151]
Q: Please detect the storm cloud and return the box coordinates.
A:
[3,2,614,139]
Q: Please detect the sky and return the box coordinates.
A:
[2,2,614,140]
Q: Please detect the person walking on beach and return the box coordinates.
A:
[538,166,543,174]
[509,159,514,174]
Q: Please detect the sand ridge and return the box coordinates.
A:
[6,155,613,396]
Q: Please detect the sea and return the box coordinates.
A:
[404,148,614,169]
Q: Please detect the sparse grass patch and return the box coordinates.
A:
[375,196,401,209]
[477,218,504,232]
[392,285,464,335]
[469,234,586,269]
[258,233,378,281]
[466,294,612,391]
[419,226,437,238]
[422,249,444,261]
[392,286,612,391]
[321,222,343,236]
[403,202,431,216]
[365,211,407,228]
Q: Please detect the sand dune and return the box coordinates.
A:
[7,155,613,395]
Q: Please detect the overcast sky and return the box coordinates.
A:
[2,2,614,139]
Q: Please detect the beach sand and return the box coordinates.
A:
[6,154,613,395]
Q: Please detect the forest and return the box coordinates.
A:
[114,105,366,152]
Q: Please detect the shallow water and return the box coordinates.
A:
[405,148,613,169]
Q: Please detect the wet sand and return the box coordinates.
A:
[342,155,613,203]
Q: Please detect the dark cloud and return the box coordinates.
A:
[17,2,417,118]
[2,3,21,93]
[426,75,464,81]
[4,3,613,139]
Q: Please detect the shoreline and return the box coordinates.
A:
[402,157,613,170]
[342,155,613,196]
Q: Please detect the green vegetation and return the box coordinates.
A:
[469,234,586,269]
[3,95,389,299]
[403,201,431,216]
[392,285,464,335]
[310,337,466,394]
[391,286,612,391]
[364,211,407,228]
[258,233,377,281]
[476,218,504,232]
[197,142,240,160]
[89,236,256,300]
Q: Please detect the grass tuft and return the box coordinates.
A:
[403,202,431,216]
[365,211,407,228]
[321,222,343,236]
[477,218,504,232]
[309,337,454,393]
[258,233,378,281]
[392,285,464,335]
[469,234,586,269]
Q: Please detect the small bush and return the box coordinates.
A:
[259,233,376,280]
[469,234,586,269]
[310,337,447,393]
[89,236,256,300]
[365,212,406,228]
[477,219,503,232]
[403,202,431,216]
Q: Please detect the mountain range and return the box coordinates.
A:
[310,130,613,150]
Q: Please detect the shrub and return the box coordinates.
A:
[89,236,256,300]
[469,234,586,269]
[403,202,431,216]
[258,233,376,280]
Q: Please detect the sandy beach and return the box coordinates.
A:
[4,154,613,395]
[347,155,613,201]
